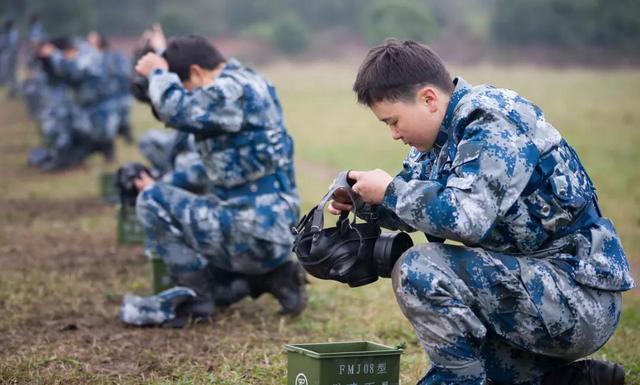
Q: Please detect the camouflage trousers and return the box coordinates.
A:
[121,182,297,325]
[136,182,297,276]
[28,108,93,171]
[74,103,120,145]
[392,243,621,385]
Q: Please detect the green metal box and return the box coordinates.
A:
[146,250,174,294]
[100,172,119,204]
[117,206,145,245]
[285,341,402,385]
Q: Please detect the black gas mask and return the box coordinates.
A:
[129,43,163,121]
[292,171,413,287]
[116,162,152,207]
[129,43,156,103]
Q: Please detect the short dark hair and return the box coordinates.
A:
[29,13,41,25]
[97,32,110,50]
[353,38,453,106]
[163,35,225,81]
[49,36,74,51]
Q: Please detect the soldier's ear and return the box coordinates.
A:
[187,64,204,88]
[416,86,438,112]
[189,64,200,79]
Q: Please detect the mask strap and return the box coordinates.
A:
[309,171,360,239]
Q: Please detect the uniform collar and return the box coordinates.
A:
[433,77,472,152]
[223,57,242,71]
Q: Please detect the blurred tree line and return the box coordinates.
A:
[493,0,640,50]
[1,0,638,54]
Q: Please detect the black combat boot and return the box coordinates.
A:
[208,266,252,307]
[100,141,115,163]
[541,359,625,385]
[118,121,134,144]
[248,260,308,316]
[165,269,216,328]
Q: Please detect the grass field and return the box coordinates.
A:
[1,62,639,384]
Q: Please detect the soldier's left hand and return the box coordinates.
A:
[135,52,169,77]
[148,23,167,52]
[348,169,393,205]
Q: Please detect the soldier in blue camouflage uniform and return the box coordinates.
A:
[120,34,306,327]
[28,37,89,171]
[87,31,134,143]
[330,39,634,385]
[21,14,48,119]
[40,37,120,162]
[27,13,45,46]
[0,19,20,97]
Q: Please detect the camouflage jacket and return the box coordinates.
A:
[102,48,131,98]
[148,58,296,191]
[48,42,117,107]
[368,77,634,292]
[147,58,299,246]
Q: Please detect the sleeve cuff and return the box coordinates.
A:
[148,67,168,80]
[381,175,401,212]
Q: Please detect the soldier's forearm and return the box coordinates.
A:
[149,70,244,135]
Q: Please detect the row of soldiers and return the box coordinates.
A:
[6,15,177,172]
[4,16,632,384]
[121,30,632,385]
[3,15,133,171]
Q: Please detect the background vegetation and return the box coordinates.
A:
[2,0,639,55]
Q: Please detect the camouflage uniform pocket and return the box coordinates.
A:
[525,185,572,233]
[480,249,576,342]
[573,218,634,291]
[518,257,577,337]
[479,272,551,348]
[549,174,586,209]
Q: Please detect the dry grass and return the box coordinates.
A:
[1,62,639,384]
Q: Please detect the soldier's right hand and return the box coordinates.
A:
[133,171,156,192]
[135,52,168,77]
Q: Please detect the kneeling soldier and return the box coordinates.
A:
[330,39,634,385]
[121,34,306,327]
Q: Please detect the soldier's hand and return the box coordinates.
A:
[38,42,55,57]
[135,52,169,77]
[348,169,393,205]
[133,171,155,192]
[328,187,354,215]
[149,23,167,52]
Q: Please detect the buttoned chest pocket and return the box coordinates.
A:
[525,173,583,233]
[549,174,587,209]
